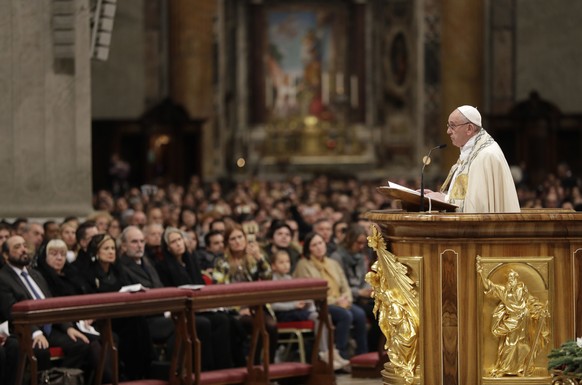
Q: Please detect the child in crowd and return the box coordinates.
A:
[270,250,349,369]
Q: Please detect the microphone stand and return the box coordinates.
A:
[420,144,446,212]
[420,161,428,212]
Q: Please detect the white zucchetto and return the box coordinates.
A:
[457,105,482,128]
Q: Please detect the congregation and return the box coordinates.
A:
[0,166,581,384]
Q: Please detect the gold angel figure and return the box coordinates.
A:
[477,260,550,377]
[366,225,419,384]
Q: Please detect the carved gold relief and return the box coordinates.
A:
[366,225,421,384]
[477,257,553,382]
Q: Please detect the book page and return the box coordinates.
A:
[76,320,100,336]
[387,181,420,196]
[178,284,205,291]
[119,283,148,293]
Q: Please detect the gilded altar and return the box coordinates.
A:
[365,210,582,385]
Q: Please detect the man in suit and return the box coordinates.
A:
[0,235,91,372]
[198,230,224,275]
[119,226,164,289]
[22,222,44,256]
[71,220,99,277]
[143,223,164,264]
[118,226,173,360]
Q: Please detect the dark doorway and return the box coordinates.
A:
[92,99,204,194]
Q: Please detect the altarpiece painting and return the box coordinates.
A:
[247,2,372,167]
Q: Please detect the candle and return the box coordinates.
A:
[265,76,272,108]
[336,72,344,94]
[350,75,358,108]
[322,72,329,105]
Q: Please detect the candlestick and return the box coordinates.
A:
[322,72,329,105]
[336,72,344,94]
[350,75,358,108]
[265,76,272,108]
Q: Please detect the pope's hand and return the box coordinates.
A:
[426,191,446,201]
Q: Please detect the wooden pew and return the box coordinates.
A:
[11,287,190,385]
[349,335,388,378]
[11,279,336,385]
[185,278,336,385]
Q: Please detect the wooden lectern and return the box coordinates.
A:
[364,209,582,385]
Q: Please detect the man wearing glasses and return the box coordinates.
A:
[426,105,520,213]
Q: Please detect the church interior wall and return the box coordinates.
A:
[91,0,147,119]
[86,0,582,189]
[515,0,582,114]
[0,0,93,217]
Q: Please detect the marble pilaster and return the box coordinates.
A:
[441,0,485,166]
[167,0,217,178]
[167,0,216,118]
[0,0,92,217]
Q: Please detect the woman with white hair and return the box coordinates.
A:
[36,239,90,296]
[35,239,108,382]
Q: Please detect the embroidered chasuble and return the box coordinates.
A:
[440,129,520,213]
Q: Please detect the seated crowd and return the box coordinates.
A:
[0,176,391,384]
[0,169,580,384]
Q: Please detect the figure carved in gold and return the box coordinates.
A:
[366,225,419,384]
[375,288,418,382]
[477,260,550,377]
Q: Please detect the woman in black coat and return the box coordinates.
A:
[86,234,153,381]
[36,240,91,296]
[35,239,105,382]
[155,227,238,369]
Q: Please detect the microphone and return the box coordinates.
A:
[420,144,447,212]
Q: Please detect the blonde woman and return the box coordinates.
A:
[59,221,78,263]
[293,231,368,359]
[156,227,235,370]
[213,223,276,364]
[212,223,272,284]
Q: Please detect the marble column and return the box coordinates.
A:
[441,0,485,166]
[167,0,216,117]
[0,0,92,217]
[167,0,217,178]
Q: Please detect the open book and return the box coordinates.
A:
[387,181,421,196]
[0,321,9,341]
[378,180,457,212]
[76,320,100,336]
[119,283,149,293]
[178,284,205,291]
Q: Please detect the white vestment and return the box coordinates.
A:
[441,129,520,213]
